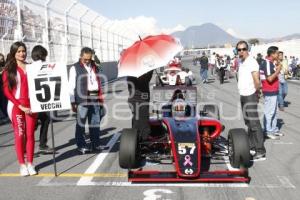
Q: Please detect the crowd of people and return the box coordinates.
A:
[194,49,300,87]
[0,38,298,176]
[194,52,235,84]
[233,41,291,160]
[193,41,294,161]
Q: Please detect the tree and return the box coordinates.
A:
[248,38,260,46]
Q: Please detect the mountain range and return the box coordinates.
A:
[171,23,300,48]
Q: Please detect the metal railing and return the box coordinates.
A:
[0,0,137,64]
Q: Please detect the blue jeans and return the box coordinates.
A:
[75,104,101,149]
[263,95,279,135]
[200,68,208,81]
[278,81,288,108]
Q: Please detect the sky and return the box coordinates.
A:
[80,0,300,39]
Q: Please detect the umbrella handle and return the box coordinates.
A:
[138,35,142,41]
[155,69,164,87]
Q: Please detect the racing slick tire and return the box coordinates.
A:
[228,128,251,168]
[203,104,220,120]
[119,128,142,169]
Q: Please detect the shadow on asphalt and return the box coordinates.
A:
[277,119,285,130]
[35,127,119,173]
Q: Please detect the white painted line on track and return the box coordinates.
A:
[39,180,249,188]
[38,178,296,189]
[77,132,121,186]
[273,142,293,145]
[263,176,296,189]
[277,176,296,188]
[91,181,249,188]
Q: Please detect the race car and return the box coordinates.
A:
[119,86,251,183]
[156,65,196,86]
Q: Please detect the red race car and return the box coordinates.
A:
[119,86,251,183]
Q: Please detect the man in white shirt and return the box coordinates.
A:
[210,52,216,76]
[236,41,266,161]
[69,47,104,154]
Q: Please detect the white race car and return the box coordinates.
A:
[156,66,195,86]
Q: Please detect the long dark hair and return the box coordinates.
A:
[4,41,27,90]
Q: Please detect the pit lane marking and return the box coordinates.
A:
[77,132,121,186]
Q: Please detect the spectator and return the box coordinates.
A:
[209,52,216,76]
[2,41,38,176]
[216,56,226,84]
[232,55,239,81]
[199,52,209,83]
[256,53,264,66]
[236,41,266,161]
[0,53,8,117]
[31,45,54,154]
[291,57,298,77]
[260,46,282,140]
[0,53,5,71]
[69,47,104,154]
[277,51,289,111]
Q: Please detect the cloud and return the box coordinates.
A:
[110,16,185,38]
[161,24,185,34]
[226,28,250,39]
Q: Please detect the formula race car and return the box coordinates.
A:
[119,86,251,183]
[156,66,196,86]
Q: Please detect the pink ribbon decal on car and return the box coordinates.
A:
[184,155,193,166]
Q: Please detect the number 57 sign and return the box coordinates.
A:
[27,61,71,113]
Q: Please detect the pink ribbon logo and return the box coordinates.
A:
[184,155,193,166]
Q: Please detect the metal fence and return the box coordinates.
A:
[0,0,136,64]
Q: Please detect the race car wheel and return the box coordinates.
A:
[228,128,251,168]
[203,104,220,120]
[119,128,141,169]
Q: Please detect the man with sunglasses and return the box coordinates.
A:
[236,41,266,161]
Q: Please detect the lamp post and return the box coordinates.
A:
[15,0,23,41]
[79,9,89,48]
[64,0,77,63]
[44,0,53,54]
[90,15,99,49]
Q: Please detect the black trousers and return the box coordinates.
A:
[240,93,266,154]
[219,68,225,84]
[38,112,50,148]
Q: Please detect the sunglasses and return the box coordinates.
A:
[237,48,248,52]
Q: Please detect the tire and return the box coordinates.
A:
[119,129,141,169]
[228,128,251,168]
[203,104,220,120]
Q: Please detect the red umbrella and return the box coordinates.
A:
[118,34,182,78]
